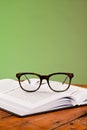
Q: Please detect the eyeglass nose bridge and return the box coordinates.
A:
[40,75,49,81]
[40,75,49,86]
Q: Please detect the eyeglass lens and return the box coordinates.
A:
[49,74,70,91]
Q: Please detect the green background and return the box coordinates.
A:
[0,0,87,84]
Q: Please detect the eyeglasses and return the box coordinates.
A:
[16,72,74,92]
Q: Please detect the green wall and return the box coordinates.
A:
[0,0,87,84]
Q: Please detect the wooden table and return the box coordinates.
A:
[0,85,87,130]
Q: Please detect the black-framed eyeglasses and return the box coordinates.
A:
[16,72,74,92]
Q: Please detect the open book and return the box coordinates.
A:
[0,79,87,117]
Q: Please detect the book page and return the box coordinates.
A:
[0,79,73,109]
[1,79,87,108]
[69,85,87,105]
[1,78,86,116]
[0,79,19,93]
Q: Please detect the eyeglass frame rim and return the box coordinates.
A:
[16,72,74,92]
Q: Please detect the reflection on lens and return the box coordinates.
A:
[49,74,70,91]
[20,74,40,91]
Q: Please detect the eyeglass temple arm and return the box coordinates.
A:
[24,75,31,84]
[62,76,68,84]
